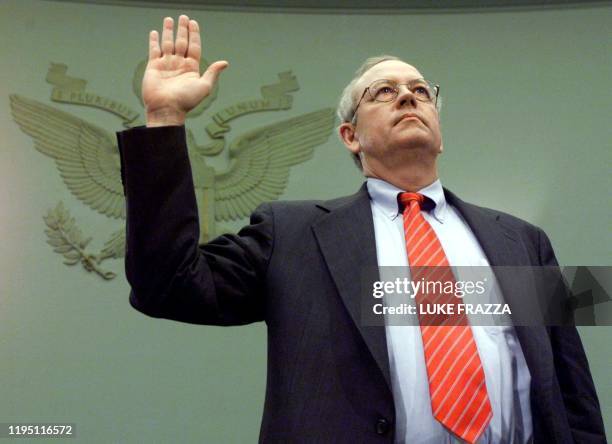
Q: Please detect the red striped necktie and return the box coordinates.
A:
[399,192,492,443]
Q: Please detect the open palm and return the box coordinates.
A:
[142,15,228,126]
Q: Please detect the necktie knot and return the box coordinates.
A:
[399,192,426,211]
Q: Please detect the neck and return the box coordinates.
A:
[364,163,438,192]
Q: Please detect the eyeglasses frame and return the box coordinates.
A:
[350,79,440,124]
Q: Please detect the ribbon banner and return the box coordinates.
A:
[206,71,299,138]
[47,62,140,126]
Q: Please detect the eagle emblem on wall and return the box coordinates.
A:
[10,60,336,280]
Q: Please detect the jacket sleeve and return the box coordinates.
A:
[117,125,273,326]
[537,228,607,443]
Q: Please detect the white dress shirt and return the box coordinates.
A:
[367,178,532,444]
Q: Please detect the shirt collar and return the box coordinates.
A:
[366,177,447,223]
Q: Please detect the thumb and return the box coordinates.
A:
[200,60,229,87]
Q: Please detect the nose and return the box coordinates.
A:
[396,84,417,108]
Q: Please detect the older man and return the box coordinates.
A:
[118,15,605,443]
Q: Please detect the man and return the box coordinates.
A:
[118,15,605,443]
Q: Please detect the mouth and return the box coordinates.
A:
[395,113,423,125]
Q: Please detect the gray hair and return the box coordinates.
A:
[336,55,442,170]
[337,55,402,124]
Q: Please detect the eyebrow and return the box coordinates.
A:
[375,77,427,84]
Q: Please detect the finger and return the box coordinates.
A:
[175,14,189,57]
[149,30,161,60]
[187,19,201,62]
[200,60,229,86]
[160,17,174,55]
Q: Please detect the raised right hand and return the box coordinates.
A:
[143,15,228,127]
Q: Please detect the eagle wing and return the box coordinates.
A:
[214,108,336,222]
[10,94,125,219]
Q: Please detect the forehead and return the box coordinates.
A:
[356,60,424,92]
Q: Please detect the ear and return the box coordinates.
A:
[338,122,361,156]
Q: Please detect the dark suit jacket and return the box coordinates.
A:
[117,126,606,443]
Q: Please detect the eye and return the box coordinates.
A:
[413,86,431,98]
[374,85,396,100]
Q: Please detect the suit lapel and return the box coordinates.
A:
[444,189,528,267]
[312,184,392,389]
[445,189,542,319]
[445,189,554,394]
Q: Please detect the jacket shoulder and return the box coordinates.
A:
[445,188,542,233]
[265,186,368,219]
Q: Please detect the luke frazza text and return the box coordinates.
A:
[372,277,487,299]
[372,302,511,316]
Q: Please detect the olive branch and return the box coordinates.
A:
[43,202,117,280]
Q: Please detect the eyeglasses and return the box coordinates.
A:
[351,78,440,123]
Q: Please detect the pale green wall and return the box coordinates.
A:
[1,0,610,442]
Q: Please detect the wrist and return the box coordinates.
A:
[145,108,186,127]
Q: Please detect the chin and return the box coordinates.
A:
[394,127,432,143]
[394,137,435,151]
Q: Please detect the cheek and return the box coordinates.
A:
[432,121,443,142]
[357,124,383,149]
[366,118,390,139]
[359,130,388,155]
